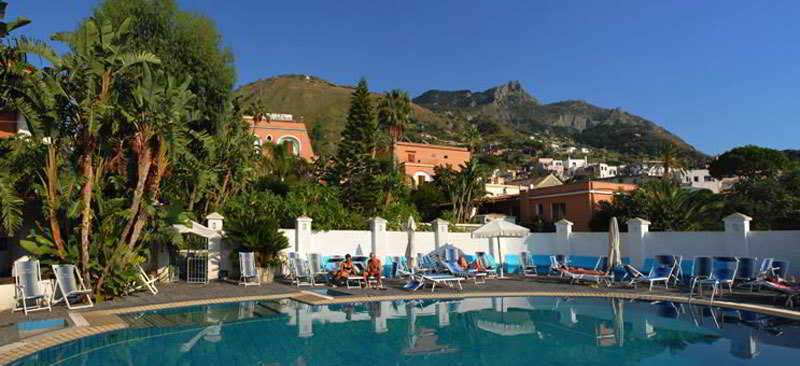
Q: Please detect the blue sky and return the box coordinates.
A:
[11,1,800,155]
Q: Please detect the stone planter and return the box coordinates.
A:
[257,265,280,283]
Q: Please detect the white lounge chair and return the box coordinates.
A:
[292,258,315,287]
[13,260,52,315]
[238,252,261,286]
[419,273,464,292]
[51,264,93,310]
[137,264,159,295]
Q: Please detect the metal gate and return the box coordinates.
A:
[186,252,209,284]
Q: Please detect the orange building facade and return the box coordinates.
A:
[246,114,315,160]
[519,181,637,231]
[392,142,471,185]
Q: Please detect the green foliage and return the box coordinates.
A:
[378,89,412,143]
[432,158,487,223]
[411,182,447,221]
[223,191,289,267]
[709,145,790,180]
[590,180,724,232]
[721,168,800,230]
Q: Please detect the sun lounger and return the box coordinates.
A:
[520,252,538,276]
[770,260,789,279]
[443,261,487,284]
[630,255,677,291]
[689,256,739,302]
[51,264,93,310]
[137,264,159,294]
[13,260,52,315]
[292,258,315,287]
[239,252,260,286]
[550,256,612,286]
[418,273,464,292]
[760,281,800,307]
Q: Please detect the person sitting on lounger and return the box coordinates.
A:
[333,254,355,283]
[470,257,488,272]
[458,255,469,271]
[558,262,605,275]
[364,253,383,288]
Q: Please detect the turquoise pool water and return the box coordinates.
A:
[10,296,800,366]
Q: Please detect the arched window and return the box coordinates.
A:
[277,135,301,155]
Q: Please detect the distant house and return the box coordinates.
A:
[246,113,315,160]
[391,142,471,186]
[577,163,619,179]
[565,156,589,173]
[538,158,565,176]
[679,169,723,193]
[519,181,637,231]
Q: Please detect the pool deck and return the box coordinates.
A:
[1,276,799,364]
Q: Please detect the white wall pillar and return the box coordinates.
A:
[555,219,573,255]
[627,218,650,267]
[206,212,224,280]
[723,213,752,257]
[432,219,449,250]
[370,217,387,257]
[296,216,313,257]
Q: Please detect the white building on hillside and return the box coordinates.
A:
[578,163,619,178]
[679,169,723,193]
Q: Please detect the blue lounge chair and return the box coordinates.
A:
[632,255,677,291]
[771,260,789,279]
[520,252,538,276]
[690,256,739,302]
[690,256,712,285]
[735,257,757,284]
[444,261,487,284]
[13,260,52,315]
[550,256,612,286]
[417,273,464,292]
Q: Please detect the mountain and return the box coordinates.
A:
[413,81,703,158]
[236,75,706,165]
[236,75,470,156]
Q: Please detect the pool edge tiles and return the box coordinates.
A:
[3,290,800,365]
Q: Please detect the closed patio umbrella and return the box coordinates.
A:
[405,216,417,271]
[471,220,530,278]
[607,217,621,270]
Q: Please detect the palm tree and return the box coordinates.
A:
[660,143,684,180]
[378,89,413,145]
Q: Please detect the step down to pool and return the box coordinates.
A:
[292,291,335,305]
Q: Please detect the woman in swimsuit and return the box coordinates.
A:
[334,254,355,282]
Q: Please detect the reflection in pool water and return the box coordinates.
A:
[11,296,800,365]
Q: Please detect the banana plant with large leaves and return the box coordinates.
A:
[18,16,159,286]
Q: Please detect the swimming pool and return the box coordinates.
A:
[9,296,800,365]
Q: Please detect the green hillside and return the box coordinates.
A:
[236,75,470,156]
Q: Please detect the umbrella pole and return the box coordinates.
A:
[498,236,504,278]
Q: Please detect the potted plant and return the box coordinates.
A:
[224,212,289,283]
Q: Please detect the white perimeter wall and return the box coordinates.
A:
[271,216,800,277]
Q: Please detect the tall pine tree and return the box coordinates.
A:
[338,78,377,159]
[328,78,384,215]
